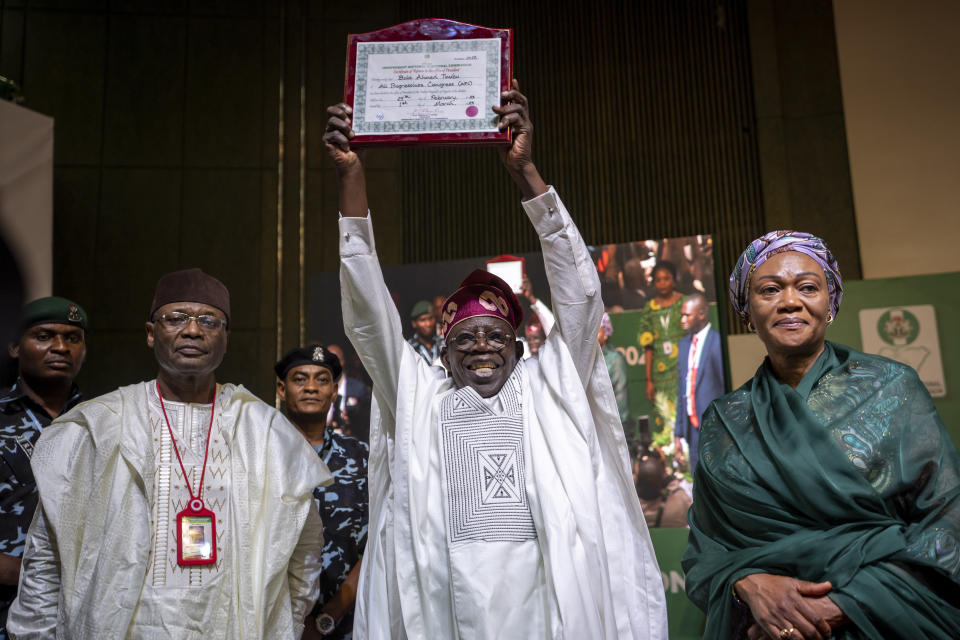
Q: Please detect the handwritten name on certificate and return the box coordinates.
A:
[353,39,502,135]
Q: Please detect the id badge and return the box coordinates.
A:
[662,341,673,356]
[176,499,217,566]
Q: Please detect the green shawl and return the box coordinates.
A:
[683,342,960,639]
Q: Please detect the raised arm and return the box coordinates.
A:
[324,103,368,218]
[494,80,548,200]
[495,82,602,384]
[324,104,405,419]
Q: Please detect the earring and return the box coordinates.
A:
[826,312,834,325]
[746,319,755,333]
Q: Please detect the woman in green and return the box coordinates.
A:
[683,231,960,639]
[638,261,685,443]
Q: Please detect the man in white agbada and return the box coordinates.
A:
[7,268,332,639]
[323,83,668,639]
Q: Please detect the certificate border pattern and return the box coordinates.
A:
[354,39,501,135]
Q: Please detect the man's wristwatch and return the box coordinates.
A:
[315,612,336,635]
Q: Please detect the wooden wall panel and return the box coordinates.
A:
[1,1,285,399]
[395,1,766,332]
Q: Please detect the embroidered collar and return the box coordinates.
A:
[451,360,524,417]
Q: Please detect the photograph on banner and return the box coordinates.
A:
[589,235,725,501]
[307,233,726,523]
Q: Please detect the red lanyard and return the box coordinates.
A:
[156,380,217,512]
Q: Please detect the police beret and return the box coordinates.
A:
[274,344,343,381]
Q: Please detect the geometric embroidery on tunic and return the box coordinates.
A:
[439,368,537,543]
[147,388,230,589]
[479,449,522,503]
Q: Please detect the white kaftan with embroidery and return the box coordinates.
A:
[8,382,331,639]
[340,188,668,640]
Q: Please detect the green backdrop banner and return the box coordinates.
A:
[650,528,705,639]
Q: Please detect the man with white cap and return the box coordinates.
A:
[324,83,666,639]
[8,268,331,639]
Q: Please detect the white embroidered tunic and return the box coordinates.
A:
[438,368,546,638]
[129,388,234,629]
[8,381,331,640]
[340,188,668,640]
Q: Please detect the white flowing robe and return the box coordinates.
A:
[340,188,668,640]
[7,382,331,639]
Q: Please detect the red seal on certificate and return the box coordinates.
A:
[157,381,219,566]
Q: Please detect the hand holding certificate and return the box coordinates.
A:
[344,18,513,146]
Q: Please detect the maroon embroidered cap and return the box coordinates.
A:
[150,268,230,325]
[438,269,523,340]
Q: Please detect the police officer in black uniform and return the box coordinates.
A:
[275,345,368,639]
[0,297,87,639]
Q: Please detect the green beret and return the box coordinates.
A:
[410,300,433,319]
[20,296,87,334]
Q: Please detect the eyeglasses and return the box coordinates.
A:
[448,328,513,352]
[156,312,227,331]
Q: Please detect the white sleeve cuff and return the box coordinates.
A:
[521,186,566,236]
[338,213,375,257]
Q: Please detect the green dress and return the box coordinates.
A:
[638,295,686,442]
[683,342,960,639]
[602,344,630,437]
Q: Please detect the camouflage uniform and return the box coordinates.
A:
[312,425,368,640]
[0,381,81,639]
[406,334,441,365]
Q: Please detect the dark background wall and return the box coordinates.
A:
[1,0,286,399]
[0,0,858,402]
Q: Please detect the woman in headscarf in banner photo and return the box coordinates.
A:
[638,261,686,444]
[682,231,960,640]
